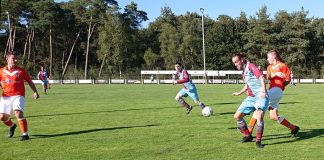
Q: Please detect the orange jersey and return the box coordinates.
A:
[267,62,291,90]
[0,66,32,97]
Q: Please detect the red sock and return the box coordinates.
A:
[178,98,190,109]
[3,119,13,127]
[237,119,251,137]
[242,129,250,137]
[279,117,296,130]
[256,121,264,142]
[18,119,28,134]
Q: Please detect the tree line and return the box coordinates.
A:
[0,0,323,79]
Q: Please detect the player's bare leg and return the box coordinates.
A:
[14,110,29,141]
[234,112,252,143]
[269,107,299,137]
[0,113,17,138]
[175,95,192,114]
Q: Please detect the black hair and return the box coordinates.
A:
[232,52,247,63]
[232,52,244,59]
[175,62,182,66]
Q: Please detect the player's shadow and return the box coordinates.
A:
[27,106,179,118]
[207,102,238,106]
[32,124,159,139]
[219,112,236,115]
[279,101,303,105]
[263,128,324,146]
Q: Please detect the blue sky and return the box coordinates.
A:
[55,0,324,28]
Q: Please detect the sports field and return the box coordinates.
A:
[0,84,323,159]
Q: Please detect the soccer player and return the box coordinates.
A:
[232,53,268,148]
[0,52,39,141]
[290,72,296,87]
[248,50,300,137]
[174,62,206,114]
[37,66,50,94]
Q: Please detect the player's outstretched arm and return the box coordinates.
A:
[28,82,39,99]
[233,84,248,96]
[37,72,40,80]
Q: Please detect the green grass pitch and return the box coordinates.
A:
[0,84,323,159]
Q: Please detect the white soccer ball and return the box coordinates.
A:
[202,106,213,117]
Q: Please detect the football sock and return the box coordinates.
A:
[256,121,264,142]
[248,117,257,134]
[3,119,14,127]
[237,119,250,137]
[278,116,296,130]
[178,98,190,109]
[18,119,28,135]
[198,102,206,109]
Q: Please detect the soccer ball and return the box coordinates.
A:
[202,106,213,117]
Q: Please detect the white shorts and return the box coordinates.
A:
[268,87,283,109]
[0,96,25,115]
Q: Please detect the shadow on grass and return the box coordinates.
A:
[279,101,303,105]
[32,124,159,139]
[207,102,238,106]
[27,106,179,118]
[219,112,236,115]
[264,128,324,146]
